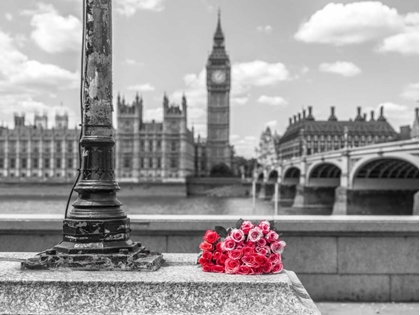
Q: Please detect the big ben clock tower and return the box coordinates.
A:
[206,11,232,171]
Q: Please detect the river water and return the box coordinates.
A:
[0,195,332,216]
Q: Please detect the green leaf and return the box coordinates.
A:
[215,226,228,238]
[227,227,233,235]
[235,218,244,229]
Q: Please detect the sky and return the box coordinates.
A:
[0,0,418,158]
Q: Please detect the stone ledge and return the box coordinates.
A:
[0,253,320,315]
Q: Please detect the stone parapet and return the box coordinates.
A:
[0,253,320,315]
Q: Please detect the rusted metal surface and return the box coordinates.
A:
[21,0,163,270]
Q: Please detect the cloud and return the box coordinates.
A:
[295,1,418,54]
[265,120,278,128]
[257,25,272,33]
[367,102,414,129]
[319,61,361,77]
[0,30,78,126]
[115,0,166,16]
[257,95,288,106]
[127,83,155,92]
[5,13,13,21]
[125,58,144,66]
[23,4,82,54]
[400,83,419,100]
[143,107,163,121]
[233,60,289,87]
[231,135,259,158]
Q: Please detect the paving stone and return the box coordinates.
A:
[391,275,419,302]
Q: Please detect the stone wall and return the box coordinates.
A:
[0,215,417,302]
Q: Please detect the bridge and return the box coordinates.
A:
[256,138,419,215]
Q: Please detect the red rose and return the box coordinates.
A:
[262,262,272,274]
[242,246,254,256]
[242,255,259,268]
[228,248,243,260]
[217,253,228,266]
[257,238,267,247]
[241,220,254,234]
[198,257,209,266]
[230,229,245,243]
[202,251,213,261]
[216,242,223,251]
[252,267,263,275]
[270,241,285,254]
[248,227,263,242]
[258,220,271,234]
[225,258,240,274]
[199,241,213,252]
[237,265,251,275]
[211,265,225,273]
[213,251,222,261]
[221,237,236,251]
[272,261,284,274]
[202,264,213,272]
[266,230,279,243]
[268,253,280,264]
[204,230,219,243]
[254,254,268,267]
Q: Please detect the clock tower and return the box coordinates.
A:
[206,11,232,171]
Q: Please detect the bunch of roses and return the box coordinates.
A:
[198,220,286,275]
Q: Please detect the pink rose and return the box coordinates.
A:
[242,255,259,268]
[268,253,280,264]
[228,248,243,260]
[203,230,220,243]
[248,227,263,243]
[221,237,236,251]
[230,228,245,243]
[202,251,213,261]
[241,220,254,234]
[261,262,272,274]
[211,265,225,273]
[257,237,267,247]
[237,265,251,275]
[199,241,213,252]
[225,258,240,274]
[255,246,269,256]
[258,220,271,234]
[272,261,284,274]
[266,230,279,243]
[270,241,286,254]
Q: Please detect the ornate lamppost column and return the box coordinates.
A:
[22,0,163,271]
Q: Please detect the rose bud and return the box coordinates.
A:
[257,237,267,247]
[202,251,213,261]
[268,253,280,264]
[266,230,279,243]
[248,227,263,243]
[240,220,254,234]
[199,241,213,252]
[230,228,245,243]
[270,241,285,254]
[262,262,272,274]
[225,258,240,274]
[237,265,251,275]
[272,261,284,274]
[211,265,225,273]
[228,248,243,260]
[203,230,219,243]
[258,220,271,234]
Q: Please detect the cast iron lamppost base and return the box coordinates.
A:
[21,0,164,271]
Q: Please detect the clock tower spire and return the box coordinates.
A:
[206,10,232,172]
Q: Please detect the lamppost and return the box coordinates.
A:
[22,0,164,271]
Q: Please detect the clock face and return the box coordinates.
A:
[211,70,226,84]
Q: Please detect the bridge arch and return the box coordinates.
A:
[268,170,278,183]
[283,166,300,185]
[257,172,264,182]
[350,154,419,190]
[307,162,341,187]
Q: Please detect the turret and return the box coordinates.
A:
[328,106,337,121]
[306,106,315,121]
[355,107,363,122]
[55,112,69,129]
[377,106,386,121]
[14,113,25,128]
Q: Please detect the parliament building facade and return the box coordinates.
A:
[0,14,233,182]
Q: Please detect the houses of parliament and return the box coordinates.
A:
[0,14,234,182]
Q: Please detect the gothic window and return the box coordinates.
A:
[123,157,130,168]
[44,158,50,168]
[67,159,73,168]
[33,141,39,153]
[56,158,61,168]
[10,158,16,169]
[170,158,177,168]
[21,141,28,153]
[0,158,3,168]
[44,141,51,153]
[149,140,153,151]
[67,142,73,152]
[157,141,161,149]
[56,142,62,153]
[171,141,177,151]
[149,158,153,168]
[140,141,144,151]
[157,158,161,169]
[21,158,27,169]
[9,141,16,153]
[33,158,38,168]
[140,158,144,169]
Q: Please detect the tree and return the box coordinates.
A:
[210,163,234,177]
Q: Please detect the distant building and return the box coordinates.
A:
[0,113,79,180]
[115,93,195,182]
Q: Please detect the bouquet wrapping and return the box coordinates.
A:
[198,219,286,275]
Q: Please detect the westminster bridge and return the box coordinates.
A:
[256,138,419,215]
